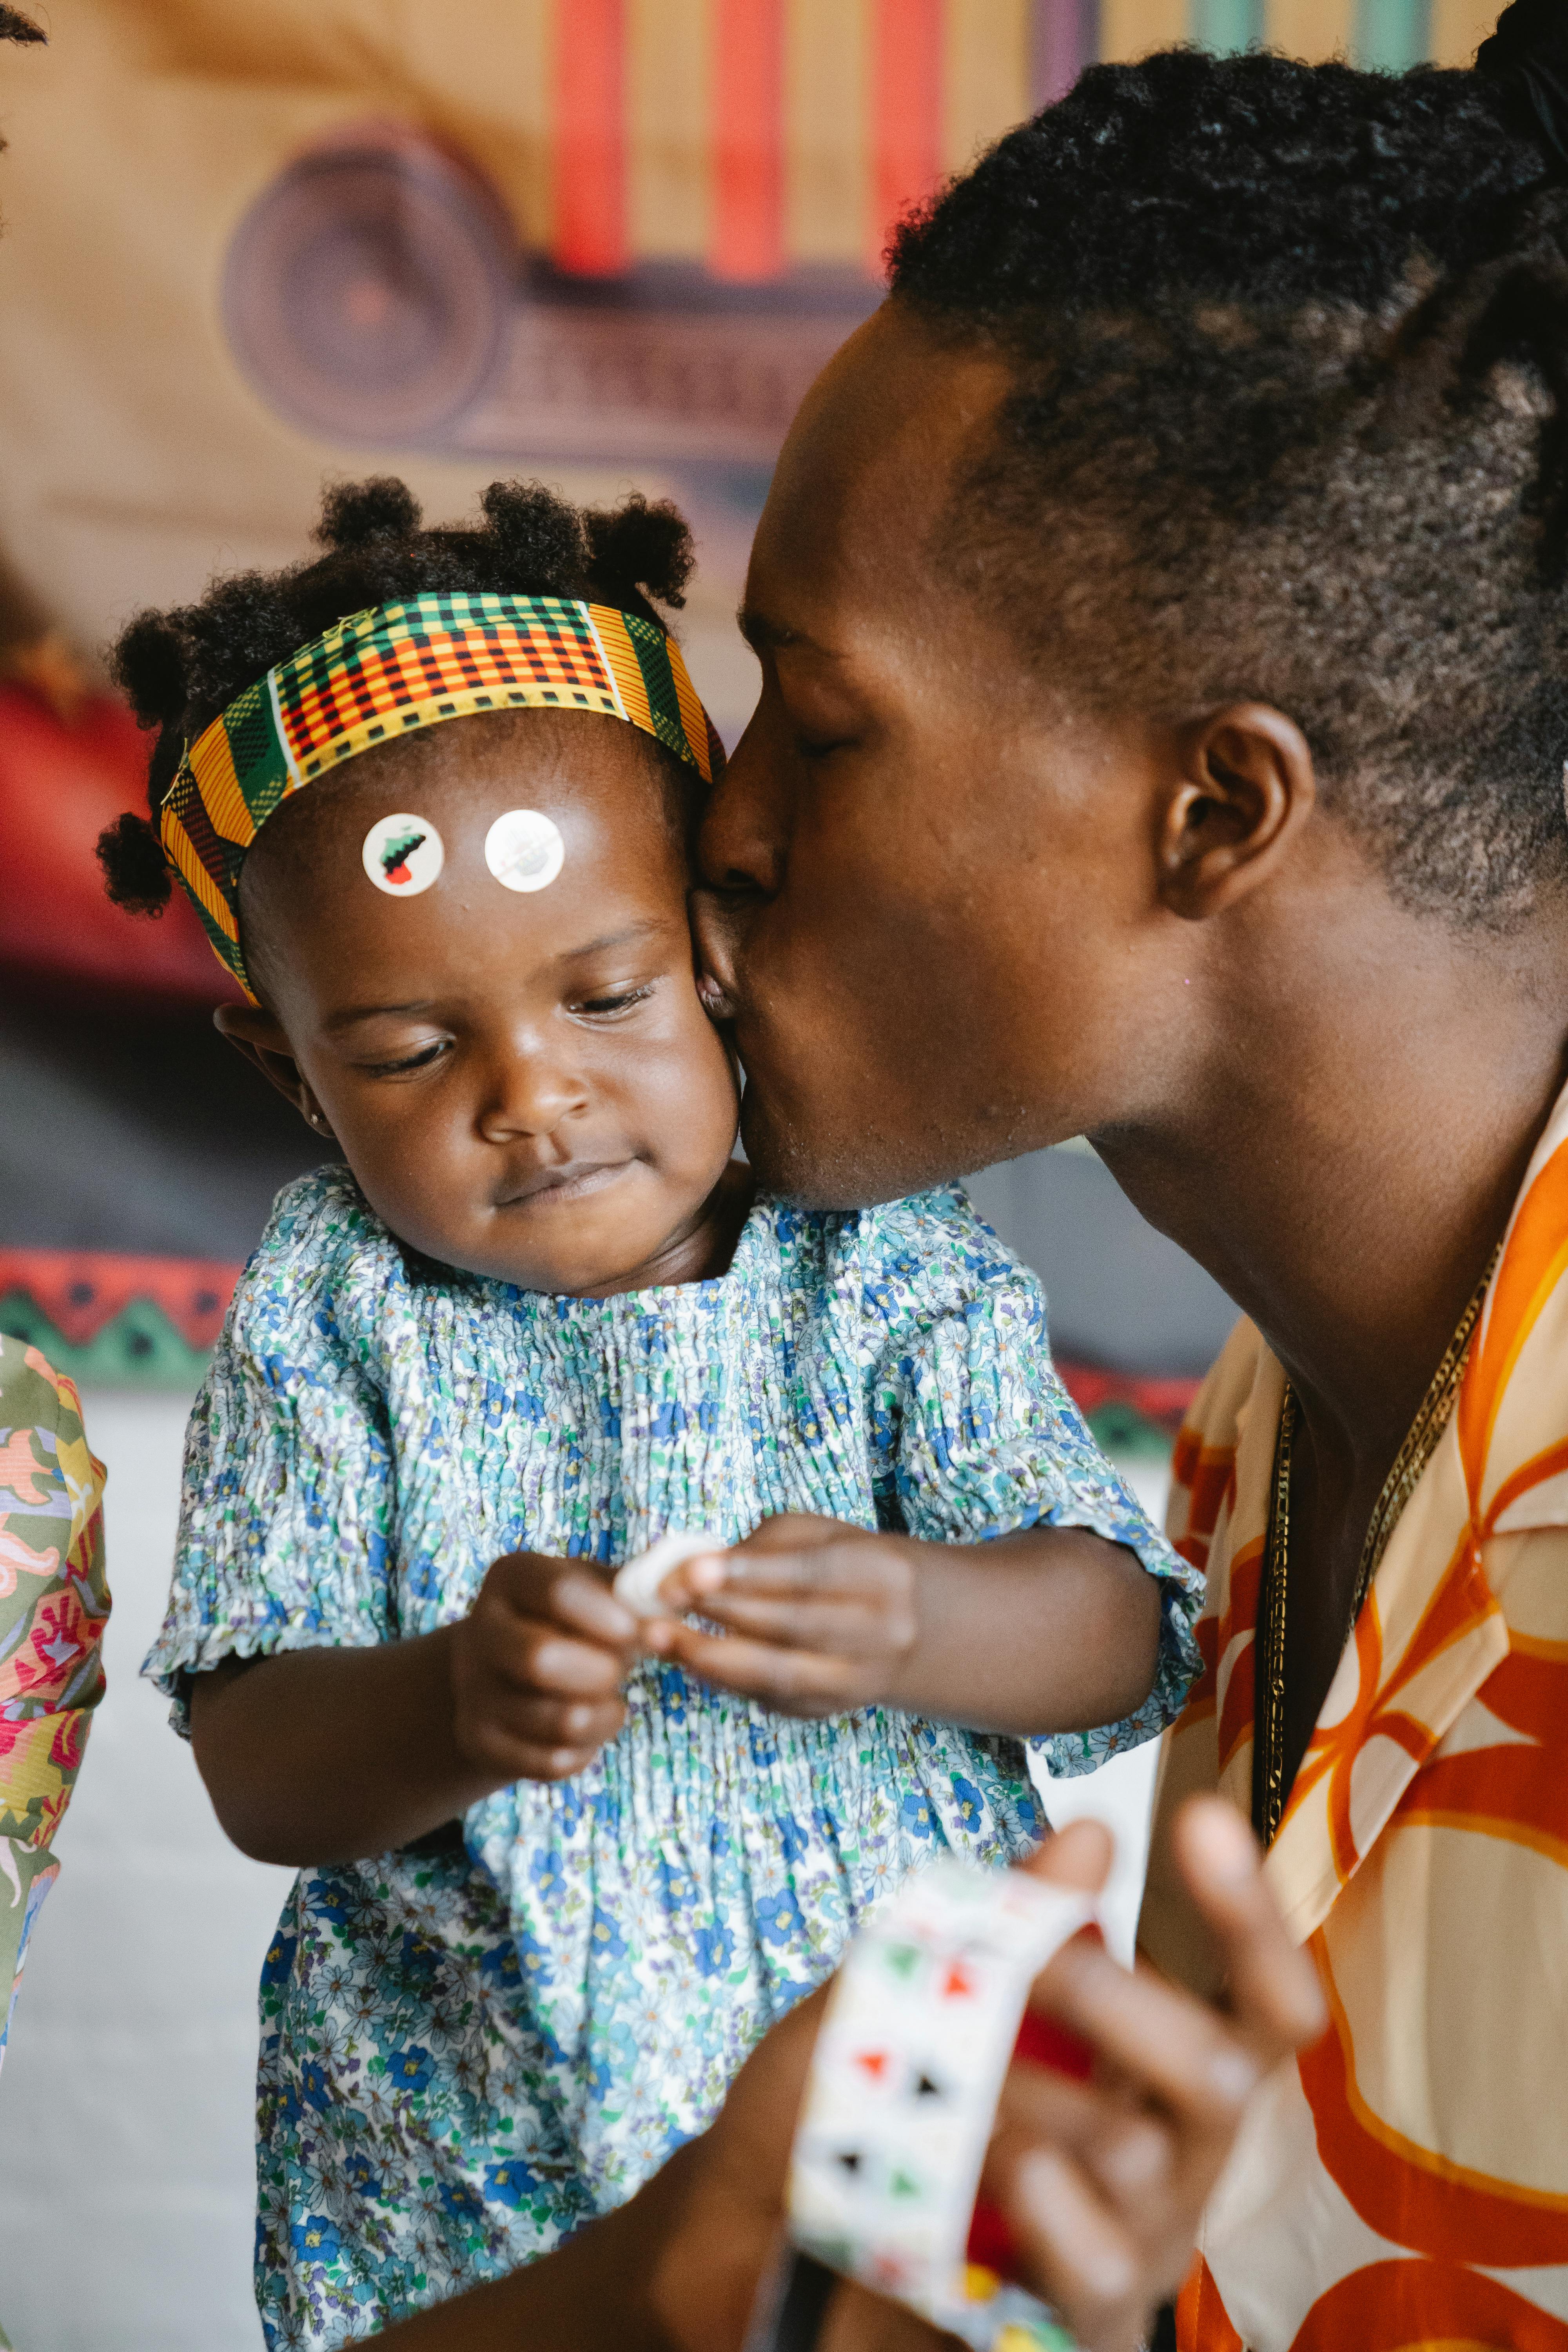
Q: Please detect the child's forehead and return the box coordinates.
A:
[239,708,697,1007]
[266,706,685,864]
[351,704,675,806]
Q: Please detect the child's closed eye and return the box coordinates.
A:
[573,984,656,1018]
[360,1038,454,1077]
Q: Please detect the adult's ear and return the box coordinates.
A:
[1156,704,1316,922]
[213,1003,334,1139]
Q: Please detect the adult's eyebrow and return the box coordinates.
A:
[737,605,839,658]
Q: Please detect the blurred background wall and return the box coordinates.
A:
[0,4,1498,2346]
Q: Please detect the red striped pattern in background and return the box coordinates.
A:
[537,7,1491,285]
[547,0,1102,284]
[1034,0,1098,103]
[713,0,785,281]
[553,0,629,276]
[870,0,944,276]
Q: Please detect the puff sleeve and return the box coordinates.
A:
[142,1171,398,1735]
[858,1189,1204,1775]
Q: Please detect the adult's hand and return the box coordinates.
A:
[651,1795,1321,2352]
[370,1796,1319,2352]
[974,1797,1326,2352]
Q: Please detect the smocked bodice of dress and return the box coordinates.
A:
[385,1195,891,1616]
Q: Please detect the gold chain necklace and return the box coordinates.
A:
[1255,1247,1499,1848]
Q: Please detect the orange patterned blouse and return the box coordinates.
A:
[1142,1078,1568,2352]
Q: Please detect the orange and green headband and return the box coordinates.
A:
[159,590,723,1000]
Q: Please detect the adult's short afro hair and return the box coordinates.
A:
[889,1,1568,930]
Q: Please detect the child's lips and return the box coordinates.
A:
[696,971,732,1020]
[496,1161,631,1210]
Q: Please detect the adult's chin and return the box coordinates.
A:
[739,1085,842,1205]
[737,1074,965,1211]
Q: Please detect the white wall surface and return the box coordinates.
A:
[0,1388,1167,2351]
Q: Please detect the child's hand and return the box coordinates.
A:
[649,1513,919,1718]
[449,1550,643,1782]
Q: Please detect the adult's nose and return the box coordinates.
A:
[697,712,787,902]
[693,715,788,1012]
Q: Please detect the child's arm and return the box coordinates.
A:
[152,1172,653,1867]
[652,1514,1161,1732]
[188,1552,646,1866]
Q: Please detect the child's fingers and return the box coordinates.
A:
[693,1588,908,1657]
[729,1511,849,1553]
[489,1554,641,1648]
[665,1622,869,1712]
[646,1526,890,1617]
[508,1627,629,1699]
[514,1695,627,1749]
[509,1738,613,1782]
[703,1541,891,1597]
[539,1570,642,1646]
[648,1553,729,1614]
[650,1546,855,1617]
[461,1694,627,1781]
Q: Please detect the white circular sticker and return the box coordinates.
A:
[485,808,565,893]
[361,813,445,897]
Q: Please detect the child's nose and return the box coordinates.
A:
[475,1045,589,1142]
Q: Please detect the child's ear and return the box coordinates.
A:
[213,1004,334,1138]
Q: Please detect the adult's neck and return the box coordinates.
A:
[1093,883,1568,1486]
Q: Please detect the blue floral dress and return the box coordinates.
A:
[145,1169,1199,2350]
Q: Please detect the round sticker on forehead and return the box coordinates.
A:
[362,813,445,897]
[485,808,565,893]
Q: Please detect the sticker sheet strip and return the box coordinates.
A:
[785,1858,1094,2349]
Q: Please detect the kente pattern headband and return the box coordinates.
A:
[159,590,722,1000]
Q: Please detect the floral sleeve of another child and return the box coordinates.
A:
[0,1338,109,2071]
[859,1187,1204,1775]
[142,1172,397,1735]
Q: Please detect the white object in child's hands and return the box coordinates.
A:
[612,1529,723,1619]
[787,1857,1099,2348]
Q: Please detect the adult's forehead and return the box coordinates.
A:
[753,301,1011,617]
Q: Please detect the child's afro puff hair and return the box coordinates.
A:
[99,477,696,916]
